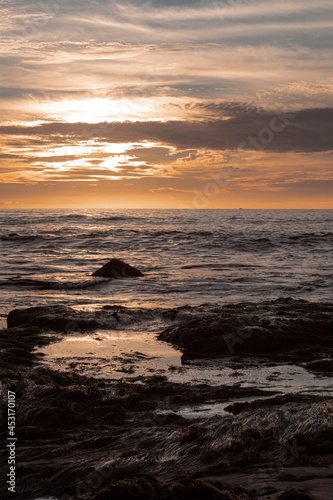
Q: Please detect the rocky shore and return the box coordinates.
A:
[159,298,333,362]
[1,299,333,499]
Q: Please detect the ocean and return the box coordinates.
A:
[1,209,332,314]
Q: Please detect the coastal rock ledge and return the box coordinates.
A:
[7,305,100,332]
[92,258,144,278]
[158,298,333,361]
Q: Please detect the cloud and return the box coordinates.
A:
[0,0,332,207]
[2,0,333,51]
[271,179,333,195]
[127,146,197,163]
[182,101,267,118]
[1,107,332,153]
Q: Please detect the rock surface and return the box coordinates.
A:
[7,305,100,332]
[1,312,333,499]
[159,298,333,361]
[1,358,332,499]
[92,258,143,278]
[304,359,333,372]
[90,477,256,500]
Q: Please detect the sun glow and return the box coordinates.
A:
[101,156,130,170]
[39,98,152,123]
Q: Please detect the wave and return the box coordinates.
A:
[284,232,333,245]
[0,233,44,242]
[288,232,333,239]
[0,277,110,290]
[180,263,263,269]
[58,214,141,222]
[181,264,218,269]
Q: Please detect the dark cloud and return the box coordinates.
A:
[0,153,21,159]
[1,107,332,153]
[272,179,333,194]
[184,101,267,117]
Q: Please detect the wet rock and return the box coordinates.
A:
[92,476,255,500]
[2,299,333,499]
[279,489,315,499]
[305,359,333,372]
[1,348,333,499]
[159,298,333,360]
[7,305,100,332]
[92,258,143,278]
[0,325,57,379]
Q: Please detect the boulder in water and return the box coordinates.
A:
[92,258,143,278]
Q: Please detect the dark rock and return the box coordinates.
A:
[2,342,333,499]
[158,298,333,360]
[92,258,143,278]
[91,476,255,500]
[0,326,56,378]
[224,393,330,414]
[2,298,333,500]
[7,305,100,332]
[279,489,315,499]
[305,359,333,372]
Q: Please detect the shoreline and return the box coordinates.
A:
[1,299,333,499]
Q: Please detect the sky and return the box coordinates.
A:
[0,0,332,208]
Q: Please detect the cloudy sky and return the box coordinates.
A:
[0,0,332,208]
